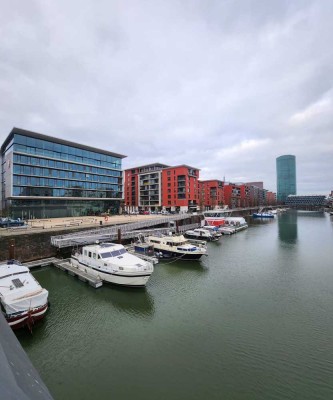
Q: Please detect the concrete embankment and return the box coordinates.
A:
[0,214,201,262]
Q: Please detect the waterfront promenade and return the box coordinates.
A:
[0,214,164,236]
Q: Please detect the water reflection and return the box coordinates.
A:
[160,259,209,275]
[278,211,298,244]
[96,284,155,317]
[296,210,325,218]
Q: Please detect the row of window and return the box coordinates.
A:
[13,154,122,175]
[13,144,121,169]
[13,166,120,183]
[13,175,121,190]
[13,186,121,198]
[14,134,122,166]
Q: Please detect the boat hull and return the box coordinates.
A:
[71,258,151,287]
[5,303,48,330]
[155,249,204,260]
[184,233,217,242]
[252,213,274,218]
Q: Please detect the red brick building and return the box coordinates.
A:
[161,165,199,212]
[124,163,168,212]
[198,180,225,210]
[223,183,241,208]
[239,184,251,208]
[266,191,277,205]
[124,163,199,212]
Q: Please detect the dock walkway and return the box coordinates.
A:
[23,257,103,288]
[53,259,103,288]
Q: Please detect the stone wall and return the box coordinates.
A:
[0,215,204,262]
[0,229,79,262]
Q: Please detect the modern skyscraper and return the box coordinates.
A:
[276,155,296,203]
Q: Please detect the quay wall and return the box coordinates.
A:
[0,215,203,262]
[0,228,82,262]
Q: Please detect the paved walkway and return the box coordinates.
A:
[0,214,163,236]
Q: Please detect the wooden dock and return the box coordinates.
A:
[23,257,60,269]
[53,259,103,288]
[23,257,103,288]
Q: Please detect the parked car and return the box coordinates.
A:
[0,218,26,228]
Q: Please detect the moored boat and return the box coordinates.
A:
[145,234,207,260]
[252,212,274,218]
[185,228,220,241]
[0,260,49,331]
[71,242,154,287]
[203,209,248,231]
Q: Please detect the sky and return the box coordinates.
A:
[0,0,332,195]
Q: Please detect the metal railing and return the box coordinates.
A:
[51,214,201,248]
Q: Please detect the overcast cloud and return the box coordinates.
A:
[1,0,332,194]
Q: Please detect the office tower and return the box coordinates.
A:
[276,155,296,203]
[1,127,126,218]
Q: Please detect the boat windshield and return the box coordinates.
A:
[204,211,230,217]
[100,248,126,258]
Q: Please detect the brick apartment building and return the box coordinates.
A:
[124,163,199,212]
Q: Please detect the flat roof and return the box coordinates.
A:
[1,127,127,159]
[124,162,170,171]
[198,179,224,183]
[163,164,200,171]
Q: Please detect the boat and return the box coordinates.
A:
[0,260,49,330]
[218,226,235,235]
[145,234,207,260]
[252,212,274,219]
[71,242,154,287]
[203,208,232,227]
[203,224,235,235]
[199,225,223,238]
[203,209,248,231]
[185,228,220,241]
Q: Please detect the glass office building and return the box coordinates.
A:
[0,127,126,218]
[276,155,296,203]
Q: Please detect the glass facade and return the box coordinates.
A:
[276,155,296,203]
[1,129,125,218]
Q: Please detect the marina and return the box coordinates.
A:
[13,211,333,400]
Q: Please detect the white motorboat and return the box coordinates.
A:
[219,227,235,235]
[145,234,207,260]
[199,226,223,238]
[203,209,248,231]
[71,242,154,287]
[0,260,49,330]
[185,228,220,241]
[252,212,274,219]
[223,217,248,232]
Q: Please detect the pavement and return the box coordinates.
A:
[0,214,162,236]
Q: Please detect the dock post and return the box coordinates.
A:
[9,239,15,260]
[117,228,122,243]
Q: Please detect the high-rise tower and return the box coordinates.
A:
[276,155,296,203]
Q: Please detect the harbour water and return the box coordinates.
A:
[16,211,333,400]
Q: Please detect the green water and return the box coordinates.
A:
[17,211,333,400]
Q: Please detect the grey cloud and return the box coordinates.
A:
[0,0,332,194]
